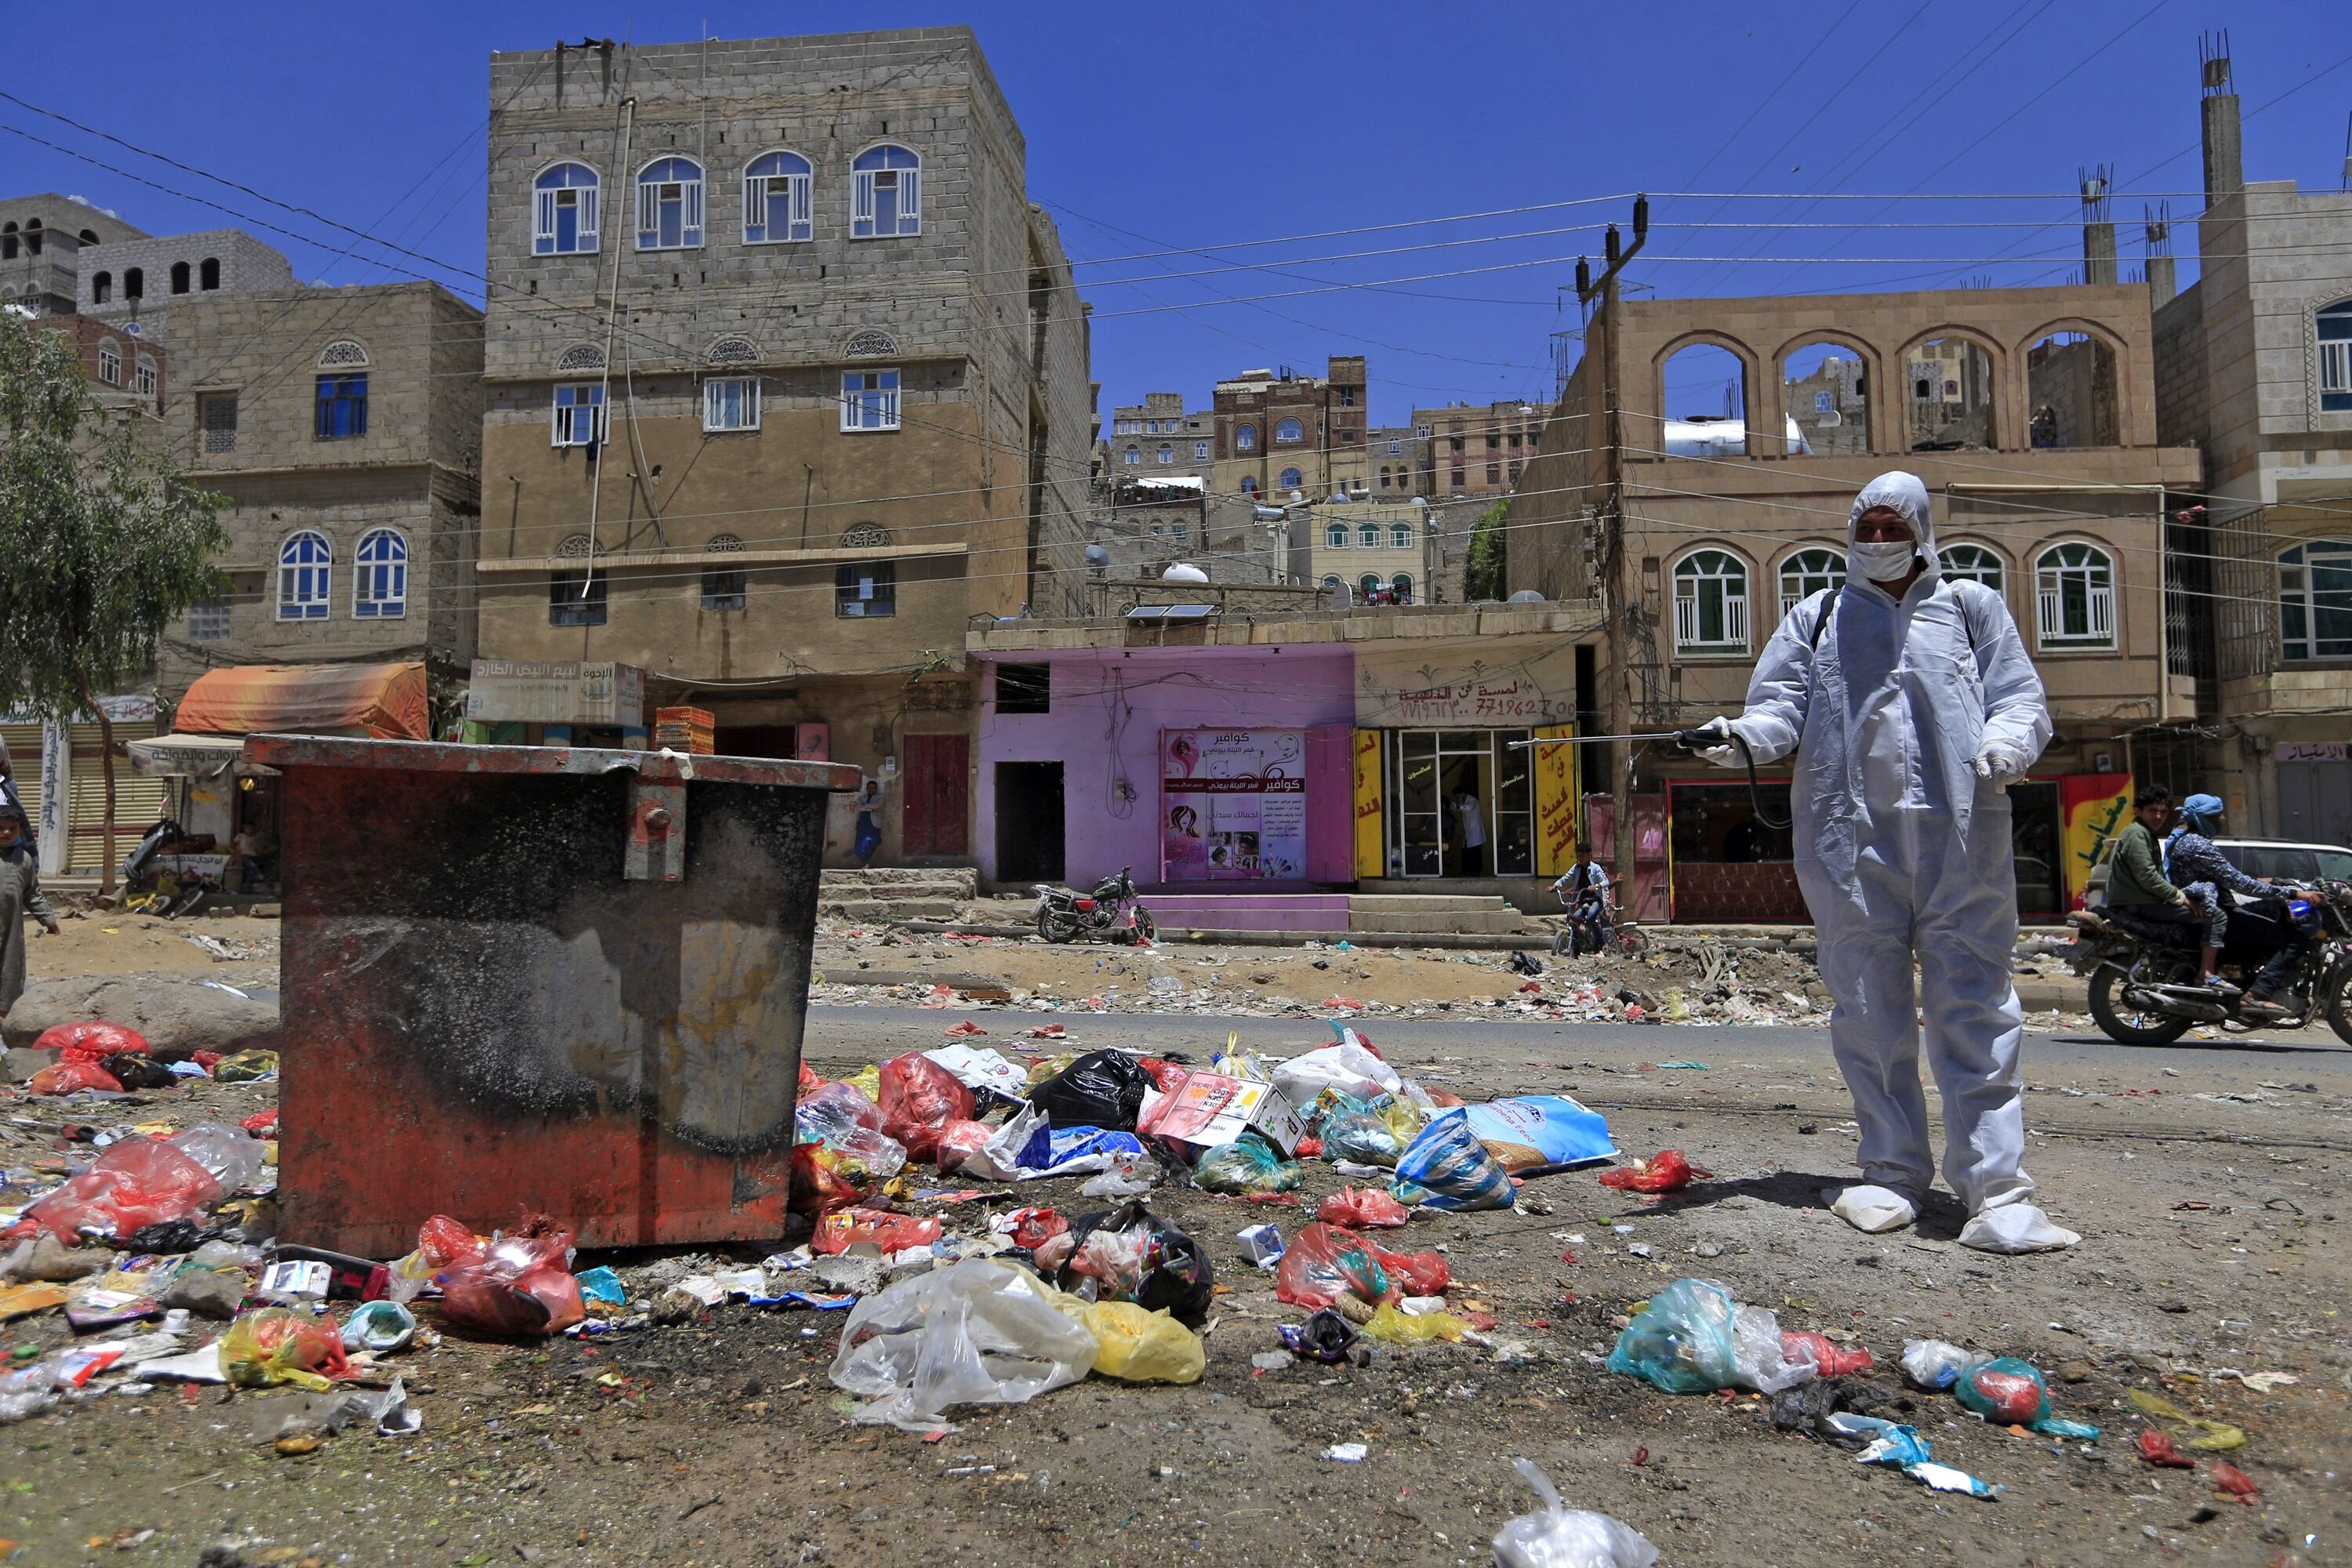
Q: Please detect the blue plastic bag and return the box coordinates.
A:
[1192,1131,1302,1194]
[1453,1095,1617,1174]
[1043,1127,1144,1174]
[1393,1109,1515,1210]
[1606,1278,1738,1393]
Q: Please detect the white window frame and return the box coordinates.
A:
[1274,419,1305,445]
[850,144,921,239]
[96,339,121,385]
[134,355,157,397]
[635,157,705,251]
[1121,447,1140,466]
[1391,524,1414,549]
[702,376,760,432]
[354,528,408,619]
[551,383,606,448]
[1358,524,1380,547]
[1672,549,1751,655]
[1938,542,2005,592]
[2320,299,2352,411]
[2034,541,2117,650]
[1156,445,1174,465]
[1193,441,1208,460]
[840,368,901,432]
[742,150,812,245]
[2278,538,2352,662]
[1326,523,1348,549]
[1236,423,1257,452]
[277,530,332,622]
[532,162,601,256]
[1280,467,1303,490]
[1776,546,1846,618]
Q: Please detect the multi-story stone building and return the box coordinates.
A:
[1414,399,1543,499]
[1785,349,1870,456]
[2151,45,2352,844]
[1298,499,1428,603]
[1365,425,1427,499]
[1212,358,1369,503]
[473,29,1091,866]
[1100,390,1214,483]
[0,193,143,318]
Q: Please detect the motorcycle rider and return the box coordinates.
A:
[2165,793,2318,1014]
[2103,784,2226,975]
[1551,838,1613,955]
[1694,470,2075,1254]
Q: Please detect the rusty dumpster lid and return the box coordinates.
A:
[241,734,862,792]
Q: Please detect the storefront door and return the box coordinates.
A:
[1383,729,1533,878]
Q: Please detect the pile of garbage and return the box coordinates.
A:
[17,1020,276,1097]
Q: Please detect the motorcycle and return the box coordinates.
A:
[1034,866,1156,946]
[1552,884,1646,959]
[2066,879,2352,1046]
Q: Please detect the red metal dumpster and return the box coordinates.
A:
[244,735,859,1257]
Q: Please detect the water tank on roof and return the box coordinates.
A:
[1508,590,1546,604]
[1162,562,1210,583]
[1083,544,1110,568]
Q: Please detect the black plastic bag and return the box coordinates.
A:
[1054,1199,1214,1327]
[104,1053,177,1091]
[125,1217,221,1254]
[1027,1050,1156,1132]
[1279,1308,1362,1363]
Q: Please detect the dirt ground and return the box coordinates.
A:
[5,925,2348,1566]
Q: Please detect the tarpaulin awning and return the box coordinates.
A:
[173,662,428,741]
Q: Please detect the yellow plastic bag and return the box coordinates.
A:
[2127,1388,2244,1450]
[1373,1095,1428,1147]
[222,1307,353,1392]
[1363,1302,1468,1344]
[843,1064,884,1103]
[1078,1301,1204,1384]
[1023,1052,1078,1090]
[213,1051,280,1083]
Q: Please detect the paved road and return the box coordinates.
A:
[804,1005,2352,1082]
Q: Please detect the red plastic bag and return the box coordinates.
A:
[933,1119,995,1174]
[1422,1087,1467,1109]
[1367,1237,1450,1297]
[1599,1149,1706,1194]
[1781,1330,1875,1377]
[20,1134,222,1240]
[2138,1430,2195,1468]
[1138,1057,1189,1092]
[1294,1137,1325,1159]
[788,1143,866,1216]
[877,1052,973,1163]
[32,1022,151,1062]
[27,1059,123,1095]
[1319,1185,1411,1229]
[812,1208,942,1256]
[435,1215,583,1337]
[997,1206,1069,1250]
[2211,1461,2259,1504]
[240,1110,280,1136]
[191,1051,223,1071]
[223,1308,356,1390]
[1276,1221,1396,1311]
[797,1059,823,1091]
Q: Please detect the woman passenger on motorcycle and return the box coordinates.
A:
[2167,793,2319,1011]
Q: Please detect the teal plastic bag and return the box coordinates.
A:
[1606,1278,1739,1394]
[1393,1109,1514,1210]
[1321,1109,1404,1167]
[1953,1356,2051,1425]
[1193,1131,1303,1195]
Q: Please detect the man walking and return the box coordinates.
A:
[1696,471,2075,1253]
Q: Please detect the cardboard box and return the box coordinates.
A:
[1136,1069,1306,1158]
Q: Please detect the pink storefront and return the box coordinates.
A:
[971,646,1359,924]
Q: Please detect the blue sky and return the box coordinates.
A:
[11,2,2351,428]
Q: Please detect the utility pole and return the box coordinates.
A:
[1574,195,1648,898]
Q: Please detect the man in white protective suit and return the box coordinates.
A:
[1690,470,2078,1253]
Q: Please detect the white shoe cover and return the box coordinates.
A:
[1826,1184,1918,1234]
[1958,1203,2079,1254]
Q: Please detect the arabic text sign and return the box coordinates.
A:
[1161,728,1308,881]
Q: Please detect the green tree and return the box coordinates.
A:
[0,314,226,890]
[1462,501,1508,601]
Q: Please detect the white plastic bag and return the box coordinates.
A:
[165,1123,268,1192]
[1900,1337,1971,1391]
[1078,1150,1160,1198]
[1272,1039,1403,1113]
[1491,1458,1659,1568]
[828,1258,1097,1432]
[956,1103,1051,1181]
[1730,1302,1813,1394]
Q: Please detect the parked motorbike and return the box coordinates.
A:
[2066,880,2352,1045]
[1034,866,1156,946]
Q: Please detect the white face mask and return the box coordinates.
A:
[1848,539,1918,582]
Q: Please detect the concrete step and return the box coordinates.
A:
[1345,894,1518,915]
[822,898,965,922]
[822,866,978,892]
[1348,910,1534,935]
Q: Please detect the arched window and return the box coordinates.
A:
[21,220,38,256]
[742,151,811,244]
[550,535,607,626]
[169,260,191,295]
[1326,523,1348,549]
[1157,445,1174,465]
[354,529,408,619]
[1240,476,1258,495]
[2278,539,2352,662]
[1390,524,1412,549]
[91,271,111,304]
[277,532,332,621]
[533,162,601,256]
[1235,423,1257,452]
[1321,575,1343,591]
[124,267,143,299]
[1355,523,1377,547]
[2318,299,2352,412]
[1274,418,1304,445]
[1359,574,1384,601]
[851,144,920,238]
[1391,574,1414,602]
[1378,466,1392,489]
[636,157,704,250]
[702,534,746,612]
[1939,543,2005,592]
[1122,446,1140,466]
[0,223,14,262]
[1672,550,1750,655]
[1279,466,1302,490]
[2034,542,2116,649]
[199,257,220,290]
[96,338,121,387]
[1777,546,1846,617]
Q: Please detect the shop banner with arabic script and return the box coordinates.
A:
[1353,645,1579,728]
[2060,773,2132,910]
[1162,728,1308,881]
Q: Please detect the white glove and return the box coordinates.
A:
[1692,716,1744,768]
[1971,735,2034,786]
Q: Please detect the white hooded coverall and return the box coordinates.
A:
[1723,472,2071,1252]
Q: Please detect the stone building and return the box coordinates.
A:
[1211,358,1369,503]
[2151,45,2352,844]
[473,28,1092,866]
[1298,499,1428,603]
[77,229,296,321]
[1784,349,1869,456]
[1365,425,1427,499]
[0,193,143,318]
[1100,390,1214,482]
[1083,479,1283,586]
[1413,399,1544,499]
[1509,278,2201,923]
